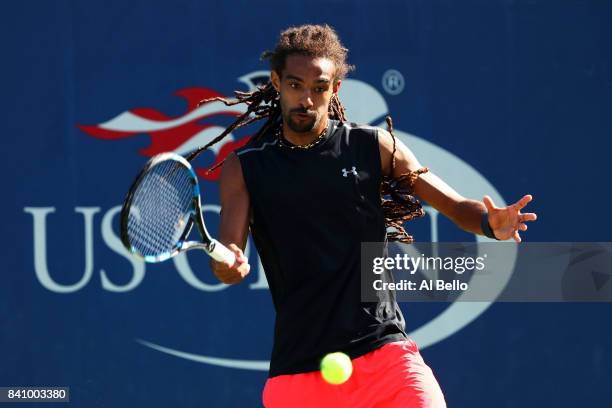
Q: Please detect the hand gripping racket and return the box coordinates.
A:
[120,152,235,265]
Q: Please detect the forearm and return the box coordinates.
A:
[211,152,251,284]
[376,133,497,238]
[448,199,488,235]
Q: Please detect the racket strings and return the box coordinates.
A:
[130,167,190,255]
[127,160,195,258]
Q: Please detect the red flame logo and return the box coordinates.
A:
[78,87,251,181]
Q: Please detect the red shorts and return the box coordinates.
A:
[263,339,446,407]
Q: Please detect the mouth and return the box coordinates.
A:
[291,112,315,120]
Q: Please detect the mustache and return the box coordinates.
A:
[290,108,316,116]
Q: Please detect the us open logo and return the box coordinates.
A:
[24,71,516,371]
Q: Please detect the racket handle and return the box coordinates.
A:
[208,240,236,265]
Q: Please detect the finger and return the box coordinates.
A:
[518,223,528,231]
[228,243,247,261]
[520,212,538,222]
[482,195,496,212]
[513,231,522,243]
[213,257,234,269]
[516,194,533,210]
[239,263,251,275]
[218,244,240,268]
[234,250,248,264]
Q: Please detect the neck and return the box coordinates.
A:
[282,118,329,146]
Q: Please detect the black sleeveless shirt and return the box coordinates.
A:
[236,120,407,377]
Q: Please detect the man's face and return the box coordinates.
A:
[271,54,340,133]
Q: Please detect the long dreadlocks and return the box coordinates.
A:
[187,24,427,243]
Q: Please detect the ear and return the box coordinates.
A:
[271,70,281,92]
[333,79,342,94]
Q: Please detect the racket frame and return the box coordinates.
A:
[120,152,234,264]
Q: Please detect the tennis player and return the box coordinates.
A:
[209,24,537,407]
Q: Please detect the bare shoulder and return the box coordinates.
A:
[220,152,246,191]
[376,127,423,177]
[376,127,394,150]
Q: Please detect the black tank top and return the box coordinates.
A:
[236,120,407,377]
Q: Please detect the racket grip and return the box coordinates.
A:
[208,240,236,265]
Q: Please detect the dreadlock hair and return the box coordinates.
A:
[187,25,350,162]
[380,117,429,243]
[262,24,353,81]
[187,24,426,243]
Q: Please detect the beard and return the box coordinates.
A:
[285,111,319,133]
[280,96,321,133]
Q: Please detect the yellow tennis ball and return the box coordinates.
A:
[320,352,353,385]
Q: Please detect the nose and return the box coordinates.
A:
[299,90,314,109]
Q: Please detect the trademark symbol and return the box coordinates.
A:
[382,69,405,95]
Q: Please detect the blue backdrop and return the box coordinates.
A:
[2,1,611,406]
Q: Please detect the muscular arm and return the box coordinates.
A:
[211,152,251,284]
[218,153,250,249]
[378,128,487,235]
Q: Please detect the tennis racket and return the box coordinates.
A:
[120,152,235,265]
